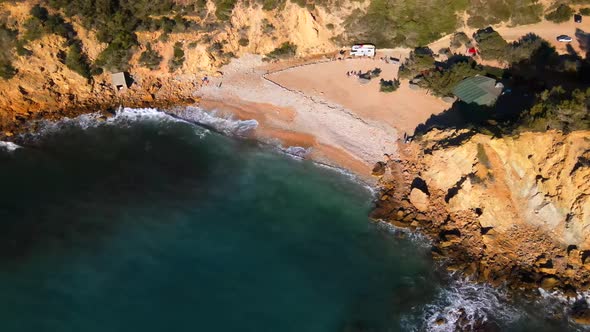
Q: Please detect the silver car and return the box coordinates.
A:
[557,35,573,42]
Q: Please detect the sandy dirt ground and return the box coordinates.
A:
[196,54,443,182]
[266,52,449,136]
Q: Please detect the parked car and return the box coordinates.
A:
[557,35,573,42]
[575,14,582,23]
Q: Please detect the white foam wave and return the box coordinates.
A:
[0,141,21,152]
[172,106,258,137]
[282,146,310,158]
[21,107,211,141]
[374,221,431,247]
[410,279,521,331]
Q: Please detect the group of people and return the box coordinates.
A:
[346,70,364,77]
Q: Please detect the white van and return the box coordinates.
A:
[350,44,376,57]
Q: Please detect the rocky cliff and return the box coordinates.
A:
[372,129,590,292]
[0,0,348,138]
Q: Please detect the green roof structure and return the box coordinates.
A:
[452,75,502,106]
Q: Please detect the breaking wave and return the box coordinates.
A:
[403,277,522,331]
[173,106,258,137]
[20,106,260,142]
[0,141,21,152]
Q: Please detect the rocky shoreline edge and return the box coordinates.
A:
[370,129,590,325]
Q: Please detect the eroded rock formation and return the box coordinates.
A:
[372,129,590,292]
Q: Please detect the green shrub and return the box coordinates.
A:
[474,28,508,60]
[505,33,544,63]
[22,6,73,42]
[266,42,297,59]
[261,19,275,34]
[580,7,590,16]
[65,43,91,78]
[214,0,238,20]
[466,0,542,28]
[169,42,185,72]
[451,32,470,48]
[399,48,435,78]
[0,62,16,79]
[238,37,249,46]
[261,0,287,10]
[326,23,335,30]
[139,44,163,70]
[379,78,400,92]
[545,4,574,23]
[519,87,590,132]
[96,42,134,72]
[0,24,18,80]
[510,3,543,25]
[344,0,467,47]
[421,60,486,96]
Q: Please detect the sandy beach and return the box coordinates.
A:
[196,53,449,183]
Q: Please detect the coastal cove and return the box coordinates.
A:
[0,108,582,331]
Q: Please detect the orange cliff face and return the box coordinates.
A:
[372,129,590,292]
[0,0,350,135]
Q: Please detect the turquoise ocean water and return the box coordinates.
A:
[0,108,579,331]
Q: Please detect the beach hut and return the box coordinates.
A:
[111,72,131,91]
[452,75,502,106]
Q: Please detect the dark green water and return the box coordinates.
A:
[0,108,579,331]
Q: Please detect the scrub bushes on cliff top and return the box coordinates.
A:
[467,0,542,28]
[266,42,297,60]
[22,5,74,42]
[344,0,467,48]
[169,42,185,72]
[64,42,91,79]
[139,44,163,71]
[519,87,590,132]
[0,24,18,79]
[545,4,574,23]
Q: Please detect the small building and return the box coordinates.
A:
[351,44,376,57]
[111,72,130,91]
[452,75,502,106]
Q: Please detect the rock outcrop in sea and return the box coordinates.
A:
[372,129,590,293]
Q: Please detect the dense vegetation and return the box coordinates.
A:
[139,44,163,70]
[46,0,199,71]
[0,24,17,79]
[474,28,509,61]
[344,0,467,48]
[545,4,574,23]
[466,0,543,28]
[266,42,297,60]
[169,42,186,72]
[379,78,400,92]
[521,87,590,131]
[65,43,91,78]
